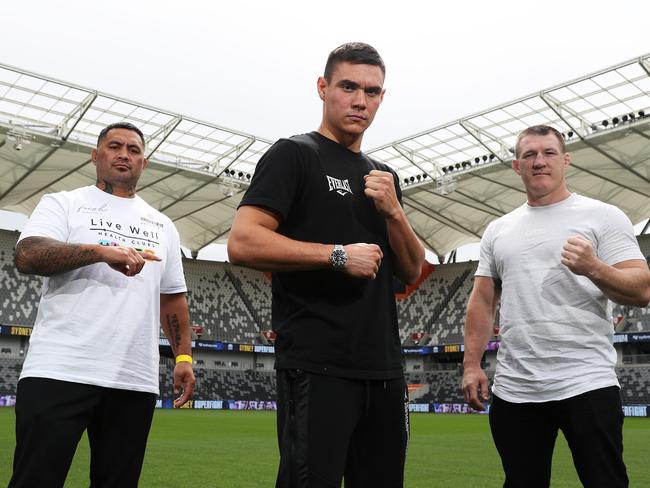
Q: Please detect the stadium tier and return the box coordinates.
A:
[2,229,650,342]
[2,228,650,411]
[3,356,649,409]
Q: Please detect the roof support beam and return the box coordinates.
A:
[17,158,92,205]
[419,187,504,218]
[459,119,510,163]
[0,145,61,202]
[146,116,183,159]
[392,143,440,179]
[540,91,591,137]
[171,190,241,222]
[404,195,481,238]
[60,91,98,141]
[639,56,650,77]
[212,138,256,175]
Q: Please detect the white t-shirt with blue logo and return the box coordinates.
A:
[18,185,187,395]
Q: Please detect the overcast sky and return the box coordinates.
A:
[3,1,649,149]
[1,0,649,260]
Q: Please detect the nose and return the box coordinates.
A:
[116,146,130,160]
[531,153,547,166]
[351,88,367,109]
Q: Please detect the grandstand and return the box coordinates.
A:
[2,227,650,412]
[1,54,650,415]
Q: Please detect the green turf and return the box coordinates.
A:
[1,408,648,487]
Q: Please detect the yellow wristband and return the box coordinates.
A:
[175,354,192,364]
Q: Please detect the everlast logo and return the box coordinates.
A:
[326,175,353,196]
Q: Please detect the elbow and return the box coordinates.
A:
[637,289,650,308]
[402,272,420,286]
[400,265,422,286]
[226,232,251,267]
[226,238,245,266]
[13,246,33,275]
[402,254,426,286]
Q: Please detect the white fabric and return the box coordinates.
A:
[18,186,186,394]
[476,194,644,403]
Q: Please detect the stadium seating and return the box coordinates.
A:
[181,260,261,343]
[159,360,276,401]
[616,365,650,405]
[1,356,649,408]
[0,358,22,395]
[397,261,478,345]
[0,230,42,326]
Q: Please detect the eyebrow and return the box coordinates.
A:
[337,79,383,92]
[107,139,143,150]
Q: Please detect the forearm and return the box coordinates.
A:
[160,293,193,357]
[386,209,425,285]
[228,223,332,272]
[463,300,495,369]
[587,260,650,307]
[14,236,103,276]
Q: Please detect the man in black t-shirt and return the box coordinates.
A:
[229,42,425,487]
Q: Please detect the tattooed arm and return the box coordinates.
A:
[160,292,195,407]
[14,236,160,277]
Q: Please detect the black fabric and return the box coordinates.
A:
[489,386,628,488]
[9,377,156,488]
[275,369,409,488]
[240,131,403,379]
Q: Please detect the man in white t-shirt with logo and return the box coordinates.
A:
[462,125,650,488]
[9,122,196,488]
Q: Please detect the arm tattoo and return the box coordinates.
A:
[166,313,182,348]
[15,237,99,277]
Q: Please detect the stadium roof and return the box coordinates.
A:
[1,54,649,257]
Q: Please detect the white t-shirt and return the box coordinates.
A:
[18,185,187,394]
[476,194,644,403]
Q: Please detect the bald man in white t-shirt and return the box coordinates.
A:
[462,125,650,488]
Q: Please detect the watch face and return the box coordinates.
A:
[331,246,347,269]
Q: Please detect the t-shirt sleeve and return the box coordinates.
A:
[475,221,498,278]
[597,205,645,266]
[238,139,305,221]
[18,193,70,243]
[160,222,187,294]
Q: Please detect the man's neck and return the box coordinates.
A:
[96,180,136,198]
[527,188,571,207]
[317,125,363,153]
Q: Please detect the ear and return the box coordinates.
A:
[380,88,386,104]
[316,76,327,100]
[143,157,149,170]
[91,148,97,165]
[512,158,521,175]
[563,152,571,169]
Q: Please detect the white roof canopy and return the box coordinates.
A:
[1,54,649,256]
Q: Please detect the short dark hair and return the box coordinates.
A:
[515,125,565,158]
[323,42,385,82]
[97,122,145,147]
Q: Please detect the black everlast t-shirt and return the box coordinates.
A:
[239,131,403,380]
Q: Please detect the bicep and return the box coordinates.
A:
[160,292,188,311]
[468,276,498,311]
[231,205,282,233]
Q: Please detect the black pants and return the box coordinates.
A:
[9,377,157,488]
[489,386,628,488]
[275,370,409,488]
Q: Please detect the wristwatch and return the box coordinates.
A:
[330,244,348,270]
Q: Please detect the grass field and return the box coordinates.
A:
[1,408,649,487]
